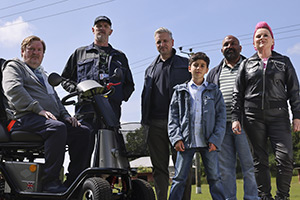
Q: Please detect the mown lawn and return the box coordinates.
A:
[165,176,300,199]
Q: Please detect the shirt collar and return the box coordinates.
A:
[156,48,176,64]
[26,64,42,73]
[222,57,242,70]
[188,79,208,89]
[157,55,173,65]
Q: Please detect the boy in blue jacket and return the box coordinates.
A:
[168,52,226,200]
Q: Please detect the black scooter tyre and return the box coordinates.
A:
[79,177,112,200]
[130,179,155,200]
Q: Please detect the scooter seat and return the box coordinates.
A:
[0,123,44,161]
[0,123,43,144]
[10,131,43,142]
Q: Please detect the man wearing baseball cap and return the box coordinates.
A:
[61,16,135,166]
[94,15,112,26]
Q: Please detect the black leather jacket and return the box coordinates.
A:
[232,51,300,122]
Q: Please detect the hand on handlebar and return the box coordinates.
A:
[39,110,57,120]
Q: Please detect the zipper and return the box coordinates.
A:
[262,61,266,110]
[187,90,192,148]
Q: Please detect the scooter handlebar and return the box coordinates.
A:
[61,91,79,106]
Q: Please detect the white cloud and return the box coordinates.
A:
[0,17,33,48]
[287,43,300,55]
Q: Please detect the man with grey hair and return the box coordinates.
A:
[141,27,192,200]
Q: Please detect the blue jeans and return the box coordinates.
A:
[219,123,259,200]
[169,147,225,200]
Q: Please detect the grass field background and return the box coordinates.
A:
[165,176,300,199]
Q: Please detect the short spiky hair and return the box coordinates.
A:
[154,27,173,39]
[21,35,46,53]
[189,52,210,67]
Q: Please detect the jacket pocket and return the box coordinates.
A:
[272,60,286,72]
[203,94,215,105]
[77,58,97,82]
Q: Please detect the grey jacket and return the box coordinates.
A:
[2,58,70,120]
[168,81,226,150]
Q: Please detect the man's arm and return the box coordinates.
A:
[120,54,135,102]
[2,62,43,114]
[61,51,78,93]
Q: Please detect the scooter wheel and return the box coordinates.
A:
[130,178,155,200]
[79,177,112,200]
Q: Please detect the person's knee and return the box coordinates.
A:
[68,125,91,143]
[48,120,68,140]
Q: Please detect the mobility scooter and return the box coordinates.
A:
[0,68,155,200]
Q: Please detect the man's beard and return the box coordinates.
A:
[96,35,103,41]
[96,34,107,43]
[224,49,239,62]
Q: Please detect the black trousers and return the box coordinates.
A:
[147,119,192,200]
[243,107,293,198]
[12,113,91,184]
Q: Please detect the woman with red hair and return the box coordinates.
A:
[232,21,300,200]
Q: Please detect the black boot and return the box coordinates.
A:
[261,195,274,200]
[274,195,289,200]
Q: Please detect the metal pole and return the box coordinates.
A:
[195,152,201,194]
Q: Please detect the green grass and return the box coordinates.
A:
[165,176,300,199]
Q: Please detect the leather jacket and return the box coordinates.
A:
[232,51,300,122]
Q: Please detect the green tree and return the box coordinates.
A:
[292,129,300,168]
[125,126,149,161]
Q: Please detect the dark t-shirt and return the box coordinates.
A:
[95,45,111,84]
[149,57,172,119]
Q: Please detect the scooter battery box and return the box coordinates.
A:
[4,161,44,192]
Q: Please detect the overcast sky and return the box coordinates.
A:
[1,0,300,124]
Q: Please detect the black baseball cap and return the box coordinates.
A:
[94,16,112,26]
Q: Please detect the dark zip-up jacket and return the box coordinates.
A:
[232,51,300,122]
[206,55,246,86]
[61,43,134,119]
[141,49,191,125]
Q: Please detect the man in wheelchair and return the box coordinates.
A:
[1,35,91,193]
